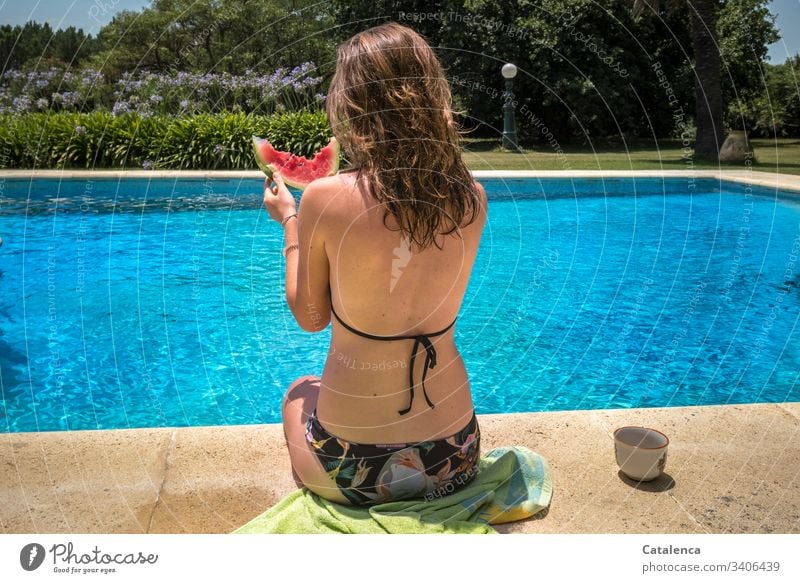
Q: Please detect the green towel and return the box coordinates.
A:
[232,446,552,534]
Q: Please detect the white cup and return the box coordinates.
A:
[613,426,669,481]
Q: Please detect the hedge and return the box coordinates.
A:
[0,110,334,169]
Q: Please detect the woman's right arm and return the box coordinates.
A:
[288,180,333,333]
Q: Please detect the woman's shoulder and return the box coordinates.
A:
[473,180,486,202]
[303,174,353,199]
[473,180,488,217]
[306,172,357,196]
[298,174,358,221]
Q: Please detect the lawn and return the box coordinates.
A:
[462,138,800,175]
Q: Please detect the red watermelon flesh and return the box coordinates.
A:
[252,135,340,190]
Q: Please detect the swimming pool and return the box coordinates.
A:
[1,175,798,432]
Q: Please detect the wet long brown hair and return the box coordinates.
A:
[326,22,482,251]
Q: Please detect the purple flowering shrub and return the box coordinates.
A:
[0,63,323,116]
[0,67,105,114]
[0,61,332,169]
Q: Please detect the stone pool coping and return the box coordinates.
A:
[2,402,799,534]
[1,169,800,194]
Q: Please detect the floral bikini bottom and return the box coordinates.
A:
[305,410,481,505]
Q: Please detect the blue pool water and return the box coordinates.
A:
[1,175,799,432]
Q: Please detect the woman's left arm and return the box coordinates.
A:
[264,174,331,332]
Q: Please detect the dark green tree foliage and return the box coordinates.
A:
[732,54,800,137]
[0,22,96,70]
[330,0,782,144]
[717,0,780,131]
[93,0,336,77]
[507,0,693,144]
[330,0,692,144]
[634,0,779,155]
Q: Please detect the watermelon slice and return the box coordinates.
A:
[252,135,340,189]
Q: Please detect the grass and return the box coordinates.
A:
[461,137,800,175]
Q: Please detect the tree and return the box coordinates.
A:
[688,1,725,158]
[0,22,97,71]
[717,0,780,131]
[93,0,336,77]
[732,53,800,137]
[633,0,725,160]
[330,0,693,144]
[0,22,54,70]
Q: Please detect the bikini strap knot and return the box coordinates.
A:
[398,335,438,415]
[330,304,455,416]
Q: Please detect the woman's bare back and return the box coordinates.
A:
[313,170,487,443]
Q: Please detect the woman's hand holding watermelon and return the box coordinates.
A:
[263,172,297,225]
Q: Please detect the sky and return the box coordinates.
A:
[0,0,151,35]
[767,0,800,63]
[0,0,797,63]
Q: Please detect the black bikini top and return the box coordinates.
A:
[329,304,457,416]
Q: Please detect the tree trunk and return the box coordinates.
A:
[688,0,725,160]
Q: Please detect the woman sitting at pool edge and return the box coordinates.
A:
[263,22,488,505]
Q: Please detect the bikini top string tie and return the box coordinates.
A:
[401,334,438,415]
[329,305,456,416]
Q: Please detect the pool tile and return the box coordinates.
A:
[479,411,704,534]
[2,401,797,534]
[146,424,296,533]
[0,428,172,533]
[778,402,800,422]
[590,403,800,534]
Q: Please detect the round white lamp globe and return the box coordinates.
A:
[501,63,518,79]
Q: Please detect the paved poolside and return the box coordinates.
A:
[2,402,798,534]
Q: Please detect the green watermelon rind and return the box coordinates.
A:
[251,135,340,190]
[251,136,275,179]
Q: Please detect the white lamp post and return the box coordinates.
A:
[501,63,518,150]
